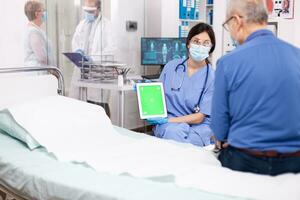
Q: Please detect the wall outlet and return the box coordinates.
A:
[126,21,138,32]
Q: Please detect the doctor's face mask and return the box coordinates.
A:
[84,11,97,22]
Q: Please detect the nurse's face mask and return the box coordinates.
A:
[36,8,46,24]
[189,38,212,62]
[42,11,47,23]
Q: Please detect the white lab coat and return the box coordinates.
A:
[69,15,115,102]
[24,24,55,68]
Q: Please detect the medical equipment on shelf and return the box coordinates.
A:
[136,82,167,119]
[171,58,209,113]
[179,0,200,20]
[79,54,129,83]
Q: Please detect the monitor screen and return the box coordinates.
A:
[141,38,188,65]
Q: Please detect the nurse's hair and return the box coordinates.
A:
[186,22,216,55]
[24,1,43,21]
[227,0,268,24]
[95,0,101,10]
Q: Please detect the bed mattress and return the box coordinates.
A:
[0,127,240,200]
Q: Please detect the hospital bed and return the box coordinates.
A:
[0,67,299,200]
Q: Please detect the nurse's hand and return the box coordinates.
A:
[146,117,168,125]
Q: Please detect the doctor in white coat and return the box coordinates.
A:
[69,0,115,115]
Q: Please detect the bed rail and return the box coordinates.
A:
[0,184,27,200]
[0,67,65,96]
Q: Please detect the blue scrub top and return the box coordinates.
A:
[160,58,215,124]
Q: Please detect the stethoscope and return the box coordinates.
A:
[171,58,209,113]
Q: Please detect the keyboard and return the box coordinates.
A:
[141,74,160,80]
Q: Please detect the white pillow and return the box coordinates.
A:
[8,95,116,160]
[0,109,40,149]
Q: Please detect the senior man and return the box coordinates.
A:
[211,0,300,175]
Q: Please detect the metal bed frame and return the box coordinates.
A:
[0,67,65,95]
[0,67,64,200]
[0,184,26,200]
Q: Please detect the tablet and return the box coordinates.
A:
[136,82,167,119]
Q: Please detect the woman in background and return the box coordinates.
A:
[24,0,54,67]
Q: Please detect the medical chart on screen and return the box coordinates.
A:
[141,38,187,65]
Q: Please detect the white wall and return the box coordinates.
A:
[144,0,180,38]
[213,0,300,66]
[274,0,300,47]
[111,0,145,75]
[296,0,300,47]
[212,0,227,66]
[145,0,162,37]
[109,0,146,129]
[161,0,179,37]
[0,0,27,68]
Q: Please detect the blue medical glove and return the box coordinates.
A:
[146,117,168,125]
[75,49,85,55]
[75,49,91,62]
[133,79,152,92]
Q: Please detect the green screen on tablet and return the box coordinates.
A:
[136,83,167,119]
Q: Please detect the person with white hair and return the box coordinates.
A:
[24,0,55,67]
[69,0,115,116]
[211,0,300,175]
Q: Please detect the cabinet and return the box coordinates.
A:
[179,0,214,37]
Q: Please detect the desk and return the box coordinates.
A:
[74,80,133,127]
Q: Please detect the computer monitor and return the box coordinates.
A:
[141,38,188,65]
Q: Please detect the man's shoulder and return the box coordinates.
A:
[276,38,300,52]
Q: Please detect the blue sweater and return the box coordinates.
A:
[211,29,300,153]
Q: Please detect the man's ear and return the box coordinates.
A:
[234,15,244,32]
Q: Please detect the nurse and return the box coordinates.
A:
[24,1,55,67]
[148,23,216,147]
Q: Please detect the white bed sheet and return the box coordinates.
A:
[7,95,300,200]
[0,130,239,200]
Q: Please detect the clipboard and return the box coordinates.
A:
[63,52,89,67]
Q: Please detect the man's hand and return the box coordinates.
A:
[216,140,229,149]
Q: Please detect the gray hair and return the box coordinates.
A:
[24,1,43,21]
[227,0,268,24]
[95,0,101,10]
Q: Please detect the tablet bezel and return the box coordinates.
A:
[136,82,168,119]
